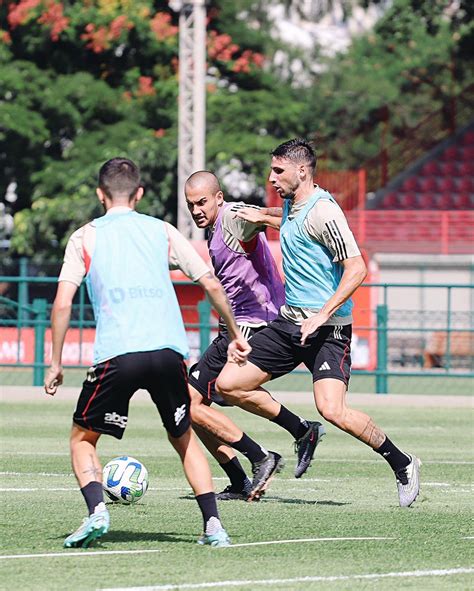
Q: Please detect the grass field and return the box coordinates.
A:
[1,390,473,590]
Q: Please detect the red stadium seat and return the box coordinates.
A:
[421,161,440,176]
[462,146,474,161]
[441,146,458,161]
[398,193,417,209]
[439,161,458,176]
[458,178,473,192]
[437,193,454,209]
[437,177,457,192]
[461,131,474,145]
[418,177,438,192]
[401,177,419,192]
[453,193,472,209]
[458,161,474,176]
[382,192,399,208]
[417,194,437,209]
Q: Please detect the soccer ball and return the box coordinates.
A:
[102,456,149,504]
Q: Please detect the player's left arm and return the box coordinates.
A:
[300,200,367,344]
[45,281,79,395]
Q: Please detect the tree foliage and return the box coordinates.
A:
[1,0,299,265]
[0,0,472,265]
[303,0,474,168]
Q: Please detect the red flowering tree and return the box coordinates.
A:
[0,0,305,263]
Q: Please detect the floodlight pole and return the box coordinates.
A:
[175,0,206,239]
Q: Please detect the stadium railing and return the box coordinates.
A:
[0,276,472,394]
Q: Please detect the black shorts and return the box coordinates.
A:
[73,348,191,439]
[247,315,352,385]
[188,326,264,406]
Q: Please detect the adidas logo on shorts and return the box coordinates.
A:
[191,370,200,379]
[319,361,331,371]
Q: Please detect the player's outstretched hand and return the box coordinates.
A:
[44,365,64,396]
[227,337,252,366]
[300,312,329,345]
[233,205,266,225]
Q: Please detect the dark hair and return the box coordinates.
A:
[98,158,141,200]
[271,138,316,172]
[185,170,222,194]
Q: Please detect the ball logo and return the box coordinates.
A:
[104,412,128,429]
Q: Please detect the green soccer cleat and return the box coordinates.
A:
[197,528,231,548]
[64,505,110,549]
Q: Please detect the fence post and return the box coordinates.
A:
[376,304,388,394]
[33,298,48,386]
[197,298,212,356]
[18,257,29,326]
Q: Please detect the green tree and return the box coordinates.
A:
[1,0,305,265]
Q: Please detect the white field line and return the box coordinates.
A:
[1,538,472,562]
[0,471,74,477]
[0,549,163,560]
[99,568,474,591]
[0,488,77,492]
[0,487,187,492]
[230,536,394,548]
[2,453,474,465]
[0,537,394,561]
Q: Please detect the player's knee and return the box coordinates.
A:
[317,401,344,426]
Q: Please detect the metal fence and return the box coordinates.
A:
[0,276,472,394]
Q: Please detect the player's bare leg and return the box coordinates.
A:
[217,362,324,484]
[169,427,214,494]
[70,424,102,488]
[216,361,280,418]
[313,378,420,507]
[65,424,109,548]
[189,384,275,500]
[189,384,244,443]
[169,427,230,546]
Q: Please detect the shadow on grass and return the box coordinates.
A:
[179,494,349,506]
[54,531,195,544]
[262,496,350,506]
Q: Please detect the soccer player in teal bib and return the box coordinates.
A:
[44,158,250,548]
[217,139,421,508]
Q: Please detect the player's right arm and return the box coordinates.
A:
[165,223,251,364]
[232,204,283,230]
[45,227,88,396]
[45,281,78,395]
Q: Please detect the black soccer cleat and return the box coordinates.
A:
[248,451,284,501]
[294,421,326,478]
[216,478,253,501]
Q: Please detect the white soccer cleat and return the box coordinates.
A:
[396,455,421,508]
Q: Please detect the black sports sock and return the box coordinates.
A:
[195,492,219,530]
[375,437,411,473]
[230,433,267,464]
[80,481,104,515]
[219,457,248,490]
[271,405,308,440]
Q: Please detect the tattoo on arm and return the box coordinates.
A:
[358,419,386,449]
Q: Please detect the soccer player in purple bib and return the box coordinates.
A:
[185,171,325,501]
[217,139,421,508]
